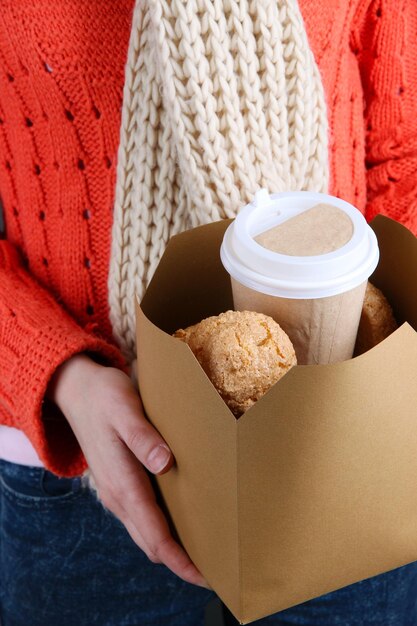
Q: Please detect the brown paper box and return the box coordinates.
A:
[135,216,417,624]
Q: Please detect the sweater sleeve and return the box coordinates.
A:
[0,238,126,477]
[351,0,417,233]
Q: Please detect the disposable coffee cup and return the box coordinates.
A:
[220,190,380,364]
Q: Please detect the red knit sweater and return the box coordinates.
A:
[1,0,416,477]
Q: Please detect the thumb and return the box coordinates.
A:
[119,392,174,475]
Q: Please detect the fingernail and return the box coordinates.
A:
[147,445,171,473]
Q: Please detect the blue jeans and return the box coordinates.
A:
[1,460,417,626]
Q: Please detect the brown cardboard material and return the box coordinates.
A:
[136,216,417,624]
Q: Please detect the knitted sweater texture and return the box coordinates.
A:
[0,0,416,476]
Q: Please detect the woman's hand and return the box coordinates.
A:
[47,354,209,589]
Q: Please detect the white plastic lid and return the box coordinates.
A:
[220,190,380,299]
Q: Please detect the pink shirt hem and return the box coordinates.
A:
[0,425,44,467]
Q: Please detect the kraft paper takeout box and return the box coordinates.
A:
[135,216,417,625]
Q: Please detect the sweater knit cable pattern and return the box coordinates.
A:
[108,0,330,362]
[0,2,133,474]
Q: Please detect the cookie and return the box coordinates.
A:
[174,310,296,416]
[354,282,398,356]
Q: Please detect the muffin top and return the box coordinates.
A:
[174,310,296,416]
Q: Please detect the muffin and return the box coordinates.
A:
[354,282,398,356]
[174,310,297,416]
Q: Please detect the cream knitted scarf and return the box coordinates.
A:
[108,0,329,362]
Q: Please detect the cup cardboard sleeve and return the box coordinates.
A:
[135,216,417,624]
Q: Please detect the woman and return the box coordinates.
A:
[1,0,417,624]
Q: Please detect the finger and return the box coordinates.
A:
[139,507,211,588]
[124,504,210,589]
[111,444,210,588]
[115,392,174,475]
[94,476,159,564]
[122,518,161,564]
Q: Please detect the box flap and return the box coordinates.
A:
[136,301,240,614]
[141,220,234,333]
[369,215,417,328]
[237,324,417,622]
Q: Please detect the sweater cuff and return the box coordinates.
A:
[4,322,126,477]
